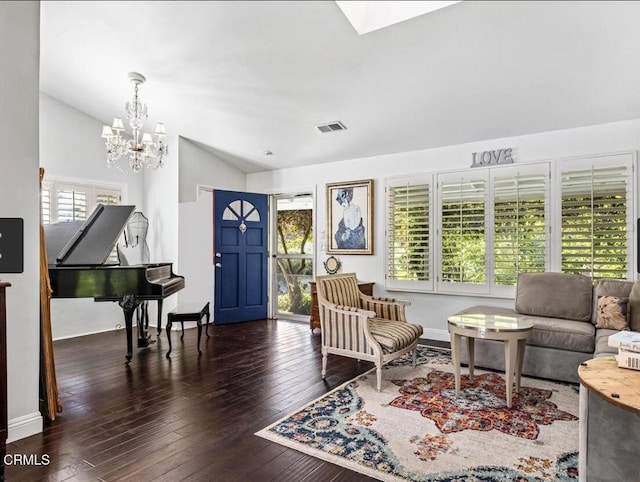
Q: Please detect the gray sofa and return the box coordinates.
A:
[453,272,639,384]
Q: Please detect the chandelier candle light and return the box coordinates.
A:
[101,72,167,172]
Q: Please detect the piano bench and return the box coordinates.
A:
[165,302,210,358]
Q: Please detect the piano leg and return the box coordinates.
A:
[143,301,149,336]
[137,301,151,348]
[119,294,141,362]
[136,301,150,344]
[156,299,163,336]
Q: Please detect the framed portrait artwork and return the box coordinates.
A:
[326,179,374,255]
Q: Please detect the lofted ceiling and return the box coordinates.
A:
[40,1,640,174]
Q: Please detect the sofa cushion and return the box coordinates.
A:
[592,279,633,324]
[516,272,592,322]
[628,282,640,332]
[595,296,630,330]
[594,328,620,357]
[453,305,595,353]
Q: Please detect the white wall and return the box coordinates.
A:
[178,137,246,203]
[39,93,147,339]
[177,139,246,326]
[39,94,248,338]
[248,119,640,341]
[144,135,181,323]
[178,194,214,315]
[0,1,43,442]
[40,93,144,206]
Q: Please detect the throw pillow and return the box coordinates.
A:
[596,296,630,330]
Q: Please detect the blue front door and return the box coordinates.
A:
[213,190,268,324]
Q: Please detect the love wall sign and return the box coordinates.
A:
[471,148,514,168]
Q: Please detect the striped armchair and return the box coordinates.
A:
[316,273,423,391]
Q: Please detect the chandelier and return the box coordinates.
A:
[101,72,167,172]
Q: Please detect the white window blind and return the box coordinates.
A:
[438,172,488,293]
[41,180,123,263]
[41,184,51,225]
[55,186,88,223]
[493,170,547,286]
[42,181,122,224]
[560,164,630,280]
[96,190,121,206]
[383,152,634,295]
[386,179,432,290]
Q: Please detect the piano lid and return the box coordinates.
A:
[45,204,136,266]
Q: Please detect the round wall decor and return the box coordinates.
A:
[323,256,341,274]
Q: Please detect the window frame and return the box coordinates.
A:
[550,152,635,281]
[436,169,490,295]
[385,175,434,292]
[384,151,636,297]
[41,178,124,225]
[490,163,550,298]
[41,178,125,264]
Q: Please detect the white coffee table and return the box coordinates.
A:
[447,313,533,408]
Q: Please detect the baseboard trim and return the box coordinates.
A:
[7,411,43,443]
[421,327,450,343]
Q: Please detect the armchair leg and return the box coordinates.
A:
[321,350,328,379]
[376,365,382,392]
[412,348,417,367]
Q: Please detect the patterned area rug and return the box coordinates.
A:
[256,346,579,481]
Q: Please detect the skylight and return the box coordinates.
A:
[336,1,461,35]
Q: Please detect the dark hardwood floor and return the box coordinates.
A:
[6,319,381,481]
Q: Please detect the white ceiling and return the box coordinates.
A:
[40,1,640,174]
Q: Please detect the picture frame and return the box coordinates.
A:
[326,179,374,255]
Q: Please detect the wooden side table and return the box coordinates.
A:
[309,280,374,331]
[447,313,533,408]
[578,357,640,481]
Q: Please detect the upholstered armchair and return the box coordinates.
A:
[315,272,423,391]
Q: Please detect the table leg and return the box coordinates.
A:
[450,331,462,397]
[466,336,475,382]
[504,339,518,408]
[197,316,203,356]
[515,337,527,393]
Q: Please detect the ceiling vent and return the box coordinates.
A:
[316,121,347,133]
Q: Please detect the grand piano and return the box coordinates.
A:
[45,204,185,362]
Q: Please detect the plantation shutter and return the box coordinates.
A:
[41,182,52,225]
[386,178,432,291]
[43,181,124,263]
[96,189,121,206]
[55,186,88,223]
[95,188,123,264]
[438,171,489,294]
[493,169,548,287]
[560,163,630,280]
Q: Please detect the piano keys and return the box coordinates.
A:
[45,204,185,362]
